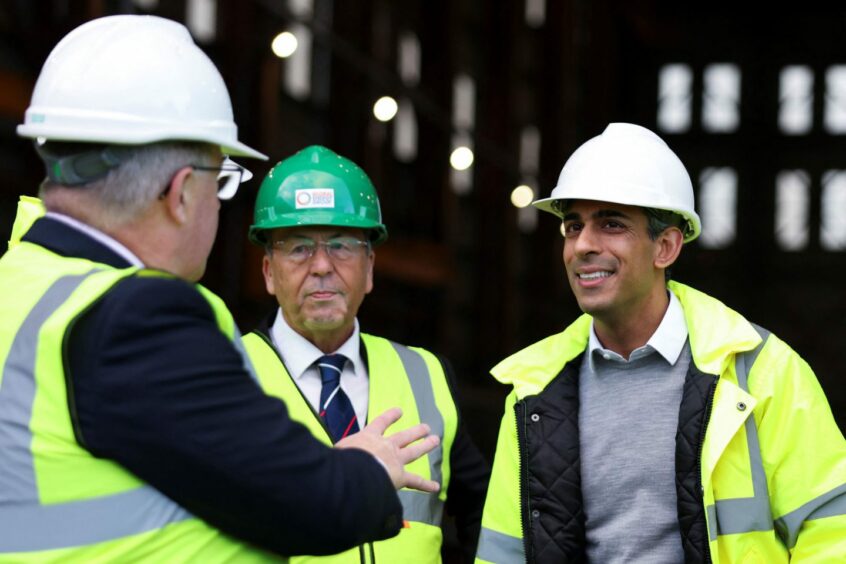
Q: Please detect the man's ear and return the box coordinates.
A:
[365,250,374,295]
[261,253,276,296]
[654,227,684,270]
[161,167,193,224]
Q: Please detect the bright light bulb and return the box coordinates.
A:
[450,146,474,170]
[373,96,398,122]
[271,31,298,58]
[510,185,535,208]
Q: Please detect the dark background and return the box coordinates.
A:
[2,1,845,560]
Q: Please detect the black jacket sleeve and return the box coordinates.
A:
[66,275,402,556]
[440,357,491,563]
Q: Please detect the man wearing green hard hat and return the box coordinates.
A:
[244,145,490,563]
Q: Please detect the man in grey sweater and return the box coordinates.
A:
[476,123,846,563]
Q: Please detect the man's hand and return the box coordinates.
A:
[336,407,440,493]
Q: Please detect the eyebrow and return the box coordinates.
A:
[562,209,633,222]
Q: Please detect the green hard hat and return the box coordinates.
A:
[249,145,388,246]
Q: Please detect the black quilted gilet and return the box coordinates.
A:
[518,358,586,564]
[515,355,716,564]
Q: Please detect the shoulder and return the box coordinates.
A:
[361,332,449,372]
[97,273,217,322]
[489,315,591,398]
[242,330,280,364]
[70,273,226,364]
[750,330,818,397]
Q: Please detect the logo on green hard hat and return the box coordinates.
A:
[249,145,388,246]
[295,188,335,208]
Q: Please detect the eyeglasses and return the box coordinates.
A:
[158,157,253,201]
[191,157,253,200]
[270,237,371,264]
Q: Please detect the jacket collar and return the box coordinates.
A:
[669,281,762,376]
[493,281,764,399]
[250,311,371,370]
[22,216,134,269]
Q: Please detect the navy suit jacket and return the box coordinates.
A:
[22,217,403,556]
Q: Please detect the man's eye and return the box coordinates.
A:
[290,244,312,255]
[563,223,581,235]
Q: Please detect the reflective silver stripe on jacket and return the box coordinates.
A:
[0,272,192,553]
[476,527,525,563]
[0,485,192,552]
[774,482,846,548]
[390,342,445,526]
[708,324,846,546]
[708,324,773,541]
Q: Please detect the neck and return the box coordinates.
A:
[114,219,182,274]
[43,188,196,281]
[295,323,355,355]
[593,288,670,359]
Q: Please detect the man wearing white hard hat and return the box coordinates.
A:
[0,15,440,562]
[476,123,846,563]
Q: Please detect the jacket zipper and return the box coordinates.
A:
[695,376,718,564]
[262,331,367,560]
[515,400,532,563]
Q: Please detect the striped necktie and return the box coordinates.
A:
[316,354,360,443]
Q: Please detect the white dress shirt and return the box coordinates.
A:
[586,289,688,371]
[46,212,144,267]
[268,309,370,426]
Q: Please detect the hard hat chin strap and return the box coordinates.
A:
[35,143,128,186]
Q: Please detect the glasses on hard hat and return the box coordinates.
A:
[191,157,253,200]
[270,237,370,264]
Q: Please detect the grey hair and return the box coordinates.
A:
[39,141,214,225]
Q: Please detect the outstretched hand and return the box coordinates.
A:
[336,407,440,493]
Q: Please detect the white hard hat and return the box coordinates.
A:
[533,123,700,242]
[17,15,266,161]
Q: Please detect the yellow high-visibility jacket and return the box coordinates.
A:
[0,239,279,562]
[477,282,846,563]
[243,331,459,564]
[7,195,45,250]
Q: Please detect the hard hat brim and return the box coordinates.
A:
[532,195,702,243]
[249,213,388,247]
[17,116,267,161]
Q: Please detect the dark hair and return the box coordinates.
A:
[643,207,686,281]
[643,207,686,241]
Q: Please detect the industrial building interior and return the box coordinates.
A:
[1,1,845,559]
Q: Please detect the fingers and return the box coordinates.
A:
[400,471,441,493]
[363,407,403,436]
[397,434,440,465]
[354,408,442,492]
[388,422,431,449]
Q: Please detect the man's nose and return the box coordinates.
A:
[572,224,600,256]
[308,243,334,274]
